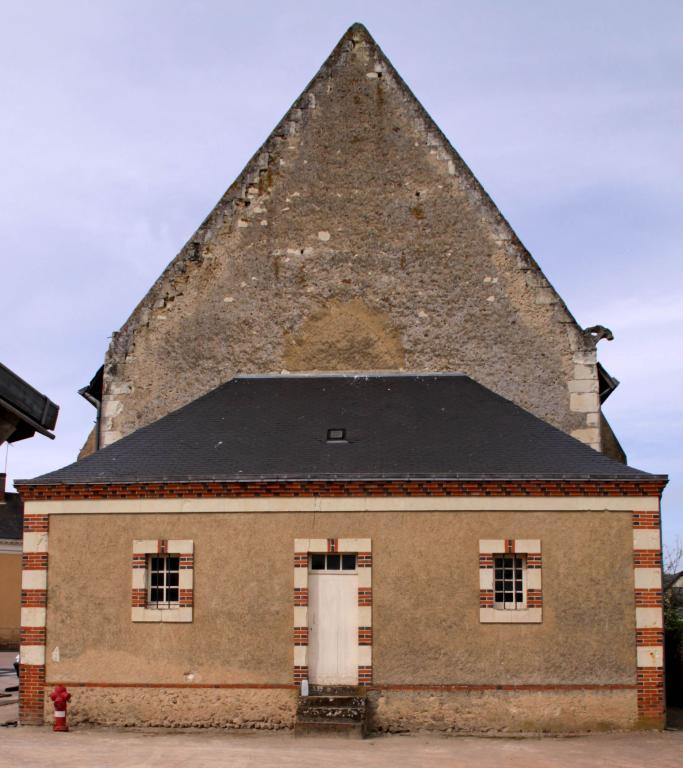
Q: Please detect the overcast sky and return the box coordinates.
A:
[1,1,681,550]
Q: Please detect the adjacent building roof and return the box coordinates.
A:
[0,493,23,540]
[0,362,58,443]
[20,374,661,486]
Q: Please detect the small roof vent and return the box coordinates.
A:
[327,428,346,443]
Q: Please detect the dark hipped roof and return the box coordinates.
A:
[20,374,661,486]
[0,493,23,540]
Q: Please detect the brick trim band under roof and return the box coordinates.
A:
[16,478,666,501]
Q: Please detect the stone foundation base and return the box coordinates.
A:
[40,685,642,733]
[46,687,297,729]
[367,688,639,733]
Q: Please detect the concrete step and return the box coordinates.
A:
[297,705,365,721]
[296,686,367,737]
[299,696,365,709]
[309,685,364,696]
[294,718,365,738]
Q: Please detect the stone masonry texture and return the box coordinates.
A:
[94,24,609,454]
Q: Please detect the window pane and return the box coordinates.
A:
[167,557,179,571]
[150,588,160,602]
[342,554,356,570]
[151,557,161,571]
[151,572,160,586]
[166,588,179,602]
[167,572,179,587]
[327,554,341,570]
[311,553,325,570]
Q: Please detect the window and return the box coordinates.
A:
[479,539,542,624]
[494,554,525,609]
[310,552,356,571]
[147,554,180,608]
[131,539,193,623]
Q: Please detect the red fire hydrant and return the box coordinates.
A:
[50,685,71,732]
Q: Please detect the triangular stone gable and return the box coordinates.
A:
[97,23,607,455]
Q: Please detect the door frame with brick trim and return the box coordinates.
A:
[293,538,372,686]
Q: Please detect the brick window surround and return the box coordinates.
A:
[479,539,542,623]
[131,539,193,622]
[293,538,372,686]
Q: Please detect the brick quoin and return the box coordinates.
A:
[22,553,48,570]
[293,665,308,683]
[294,552,307,567]
[637,669,665,721]
[21,589,47,608]
[358,627,372,645]
[179,589,193,607]
[293,627,309,646]
[634,588,663,607]
[632,511,660,529]
[357,552,372,567]
[632,506,665,725]
[636,628,664,646]
[19,664,46,725]
[23,514,48,532]
[633,550,662,567]
[20,626,46,644]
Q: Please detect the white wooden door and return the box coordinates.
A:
[308,572,358,685]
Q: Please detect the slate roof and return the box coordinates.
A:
[0,493,23,540]
[19,374,662,486]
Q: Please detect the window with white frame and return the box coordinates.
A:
[494,554,526,609]
[147,554,180,608]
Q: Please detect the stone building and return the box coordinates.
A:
[80,24,621,461]
[17,25,667,733]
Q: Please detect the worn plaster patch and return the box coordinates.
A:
[283,299,405,371]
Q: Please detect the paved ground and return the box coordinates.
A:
[0,727,681,768]
[0,650,18,726]
[2,653,681,767]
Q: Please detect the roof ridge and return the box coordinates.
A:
[233,372,467,380]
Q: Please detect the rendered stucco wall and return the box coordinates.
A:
[0,552,21,648]
[96,25,604,455]
[43,508,638,730]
